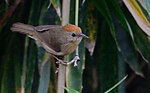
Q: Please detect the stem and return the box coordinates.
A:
[57,0,70,93]
[21,36,29,93]
[75,0,79,56]
[62,0,70,25]
[57,63,66,93]
[75,0,79,26]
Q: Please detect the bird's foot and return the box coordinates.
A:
[67,55,80,67]
[53,55,80,66]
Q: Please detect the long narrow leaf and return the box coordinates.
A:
[123,0,150,36]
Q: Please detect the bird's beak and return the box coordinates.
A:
[79,33,89,38]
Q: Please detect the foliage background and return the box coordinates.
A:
[0,0,150,93]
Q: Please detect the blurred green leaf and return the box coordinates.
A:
[37,57,50,93]
[91,0,116,40]
[94,20,118,93]
[0,34,23,93]
[92,0,143,76]
[65,87,80,93]
[123,0,150,36]
[51,0,61,19]
[131,20,150,64]
[104,75,128,93]
[25,40,37,93]
[124,6,150,65]
[115,18,143,76]
[105,0,129,31]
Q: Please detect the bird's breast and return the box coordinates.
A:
[61,42,78,55]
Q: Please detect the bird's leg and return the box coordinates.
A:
[67,55,80,67]
[52,55,80,66]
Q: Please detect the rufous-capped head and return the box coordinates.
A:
[63,24,81,34]
[63,24,89,39]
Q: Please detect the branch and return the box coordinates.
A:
[57,0,70,93]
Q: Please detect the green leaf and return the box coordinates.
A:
[94,20,118,93]
[123,0,150,36]
[124,7,150,65]
[104,75,128,93]
[65,87,80,93]
[92,0,116,39]
[92,0,143,76]
[134,25,150,64]
[115,18,143,76]
[0,32,23,93]
[25,40,37,93]
[51,0,61,19]
[37,57,50,93]
[105,0,129,31]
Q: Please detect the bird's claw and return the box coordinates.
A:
[73,55,80,67]
[53,55,80,66]
[65,55,80,67]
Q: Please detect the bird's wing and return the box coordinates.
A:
[35,25,61,32]
[34,25,66,53]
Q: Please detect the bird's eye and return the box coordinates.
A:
[71,33,76,37]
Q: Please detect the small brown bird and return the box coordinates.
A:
[11,23,88,65]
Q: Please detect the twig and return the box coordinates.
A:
[21,36,29,93]
[57,0,70,93]
[57,62,66,93]
[75,0,79,59]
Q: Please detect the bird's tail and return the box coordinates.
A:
[11,23,35,36]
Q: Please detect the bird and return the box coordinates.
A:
[11,23,88,66]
